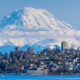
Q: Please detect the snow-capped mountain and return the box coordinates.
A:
[0,7,80,51]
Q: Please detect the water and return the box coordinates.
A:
[0,75,80,80]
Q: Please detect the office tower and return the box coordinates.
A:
[61,41,68,50]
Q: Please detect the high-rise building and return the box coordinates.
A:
[61,41,68,50]
[15,47,19,52]
[27,47,33,54]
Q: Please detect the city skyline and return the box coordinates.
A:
[0,0,80,78]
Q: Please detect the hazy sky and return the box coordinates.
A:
[0,0,80,30]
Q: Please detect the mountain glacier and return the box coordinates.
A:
[0,7,80,51]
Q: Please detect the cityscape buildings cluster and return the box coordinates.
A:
[0,41,80,75]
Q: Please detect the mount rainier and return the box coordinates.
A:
[0,7,80,52]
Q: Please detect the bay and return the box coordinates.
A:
[0,75,80,80]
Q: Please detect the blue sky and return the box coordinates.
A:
[0,0,80,29]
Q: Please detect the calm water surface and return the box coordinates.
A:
[0,75,80,80]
